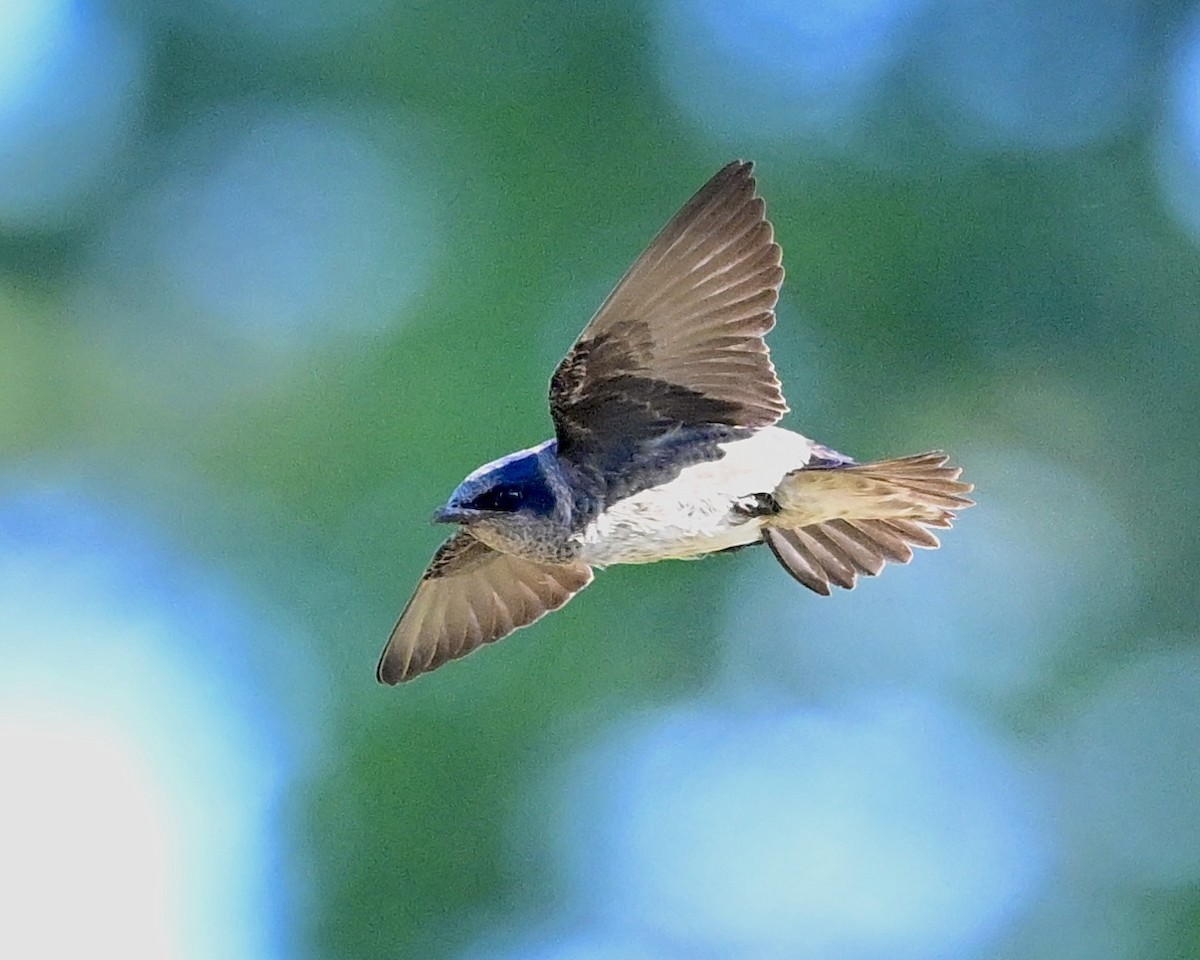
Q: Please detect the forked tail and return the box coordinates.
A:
[763,452,974,595]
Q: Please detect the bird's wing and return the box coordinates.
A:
[377,531,594,684]
[549,161,787,497]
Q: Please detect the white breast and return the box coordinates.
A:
[575,427,814,567]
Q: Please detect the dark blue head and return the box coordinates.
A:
[435,441,561,526]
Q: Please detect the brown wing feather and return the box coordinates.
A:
[377,532,593,684]
[550,161,787,475]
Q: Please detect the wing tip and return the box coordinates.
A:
[706,159,759,202]
[377,637,420,684]
[718,158,753,175]
[376,651,406,685]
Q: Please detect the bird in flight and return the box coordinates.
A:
[377,161,974,684]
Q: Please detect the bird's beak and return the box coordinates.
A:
[432,504,472,524]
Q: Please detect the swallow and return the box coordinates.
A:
[377,160,974,684]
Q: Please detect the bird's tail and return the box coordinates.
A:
[763,452,974,595]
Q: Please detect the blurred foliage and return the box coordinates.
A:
[3,1,1200,958]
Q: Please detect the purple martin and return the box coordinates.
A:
[377,161,974,684]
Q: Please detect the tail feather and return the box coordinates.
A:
[814,521,888,577]
[837,518,915,563]
[764,451,974,595]
[880,517,942,548]
[763,527,836,595]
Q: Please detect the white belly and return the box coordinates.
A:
[575,427,814,566]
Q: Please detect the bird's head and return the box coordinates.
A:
[433,442,566,551]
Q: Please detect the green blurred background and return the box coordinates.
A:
[2,1,1199,958]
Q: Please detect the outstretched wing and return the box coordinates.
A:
[549,161,787,498]
[377,532,594,684]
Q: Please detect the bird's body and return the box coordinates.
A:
[575,426,814,566]
[377,161,974,684]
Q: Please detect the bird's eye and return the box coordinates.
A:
[473,485,524,512]
[494,487,523,509]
